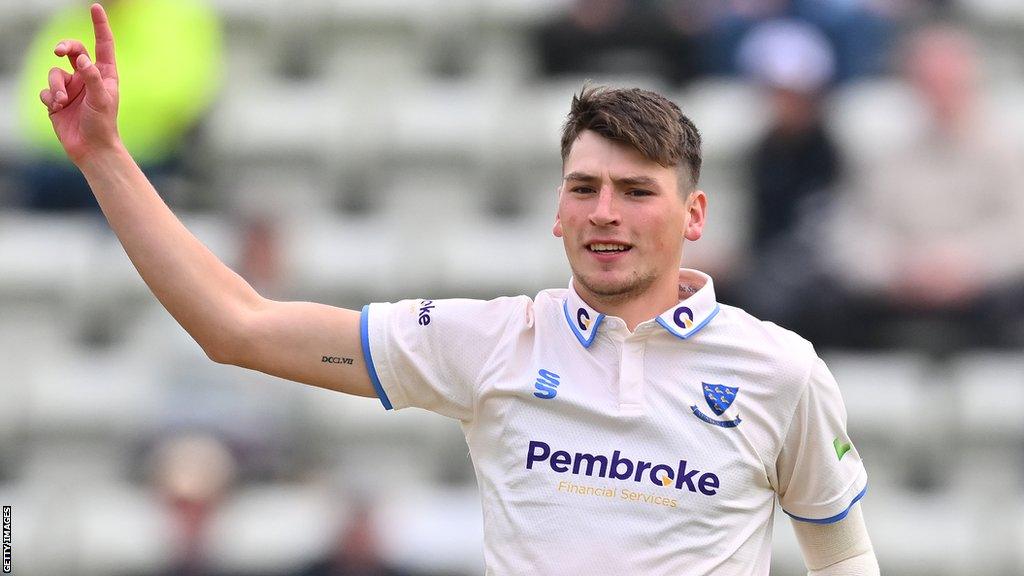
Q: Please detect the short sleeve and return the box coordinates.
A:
[776,356,868,524]
[360,296,533,421]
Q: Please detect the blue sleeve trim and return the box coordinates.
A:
[784,484,868,525]
[360,304,393,410]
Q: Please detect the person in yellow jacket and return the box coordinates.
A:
[18,0,221,210]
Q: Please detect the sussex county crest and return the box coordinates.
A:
[703,382,739,416]
[691,382,742,428]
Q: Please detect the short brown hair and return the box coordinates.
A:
[560,85,702,189]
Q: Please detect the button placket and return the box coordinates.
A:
[618,334,646,415]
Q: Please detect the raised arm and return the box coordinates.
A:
[40,4,374,397]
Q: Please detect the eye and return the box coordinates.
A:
[570,186,596,194]
[627,189,653,197]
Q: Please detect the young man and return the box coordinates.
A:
[40,5,879,574]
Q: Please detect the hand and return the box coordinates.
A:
[39,3,120,165]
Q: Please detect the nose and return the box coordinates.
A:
[588,187,620,226]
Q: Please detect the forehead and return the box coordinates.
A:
[563,131,678,187]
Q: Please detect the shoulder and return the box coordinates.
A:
[376,295,536,331]
[710,303,819,389]
[701,304,828,448]
[718,303,813,350]
[533,288,568,319]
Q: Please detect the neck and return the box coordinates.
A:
[575,273,681,332]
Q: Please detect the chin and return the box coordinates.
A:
[577,268,652,299]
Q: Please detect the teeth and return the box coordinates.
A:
[590,243,629,252]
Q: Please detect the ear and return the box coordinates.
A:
[553,184,564,238]
[684,190,707,242]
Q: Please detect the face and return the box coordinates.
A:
[553,130,706,304]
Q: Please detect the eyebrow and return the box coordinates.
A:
[563,172,660,187]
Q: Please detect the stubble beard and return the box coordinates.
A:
[574,265,660,306]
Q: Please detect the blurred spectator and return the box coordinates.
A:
[289,503,416,576]
[791,0,902,82]
[821,24,1024,350]
[739,19,841,252]
[691,0,789,75]
[16,0,222,211]
[696,0,902,82]
[534,0,704,87]
[149,431,237,576]
[731,19,845,343]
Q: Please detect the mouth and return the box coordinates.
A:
[586,242,633,260]
[585,240,630,252]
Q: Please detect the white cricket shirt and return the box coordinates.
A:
[360,269,867,575]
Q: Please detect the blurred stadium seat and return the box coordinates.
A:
[375,484,485,574]
[825,78,928,169]
[206,484,337,575]
[952,351,1024,442]
[75,483,174,576]
[675,78,769,162]
[958,0,1024,25]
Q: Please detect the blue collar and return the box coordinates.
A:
[562,269,720,348]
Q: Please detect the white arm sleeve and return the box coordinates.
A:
[792,503,880,576]
[363,296,533,420]
[776,357,868,522]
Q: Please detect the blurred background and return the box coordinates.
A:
[1,0,1023,574]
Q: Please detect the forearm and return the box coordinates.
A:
[807,549,879,576]
[78,144,262,359]
[793,505,879,576]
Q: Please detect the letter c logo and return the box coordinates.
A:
[673,307,694,329]
[577,308,591,331]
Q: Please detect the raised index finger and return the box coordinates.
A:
[90,3,117,72]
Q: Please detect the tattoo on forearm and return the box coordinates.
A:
[322,355,355,365]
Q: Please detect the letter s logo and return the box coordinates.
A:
[533,369,561,399]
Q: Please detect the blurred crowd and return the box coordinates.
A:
[538,0,1024,352]
[730,17,1024,353]
[11,0,1022,356]
[124,430,425,576]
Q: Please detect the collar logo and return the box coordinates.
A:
[576,307,591,331]
[673,307,695,330]
[690,382,742,428]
